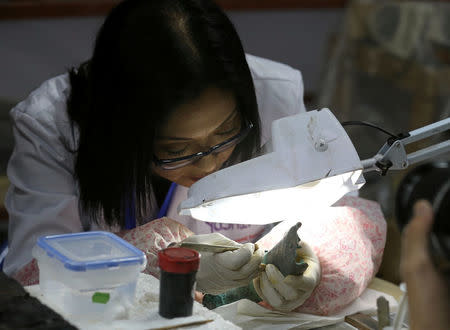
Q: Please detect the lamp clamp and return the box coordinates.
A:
[361,118,450,175]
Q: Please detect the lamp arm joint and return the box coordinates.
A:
[361,117,450,176]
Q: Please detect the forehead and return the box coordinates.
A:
[159,88,237,139]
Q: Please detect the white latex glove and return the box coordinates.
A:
[181,233,264,295]
[253,241,321,312]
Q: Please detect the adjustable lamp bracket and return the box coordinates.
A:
[361,118,450,175]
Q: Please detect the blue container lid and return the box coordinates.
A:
[36,231,146,272]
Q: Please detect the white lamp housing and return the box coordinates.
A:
[178,109,365,224]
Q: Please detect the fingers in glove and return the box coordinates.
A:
[260,271,283,308]
[254,266,311,313]
[216,245,263,281]
[296,243,320,267]
[232,246,264,280]
[215,243,254,270]
[265,264,299,301]
[183,233,242,248]
[284,273,317,290]
[297,242,315,257]
[259,268,314,312]
[253,276,265,301]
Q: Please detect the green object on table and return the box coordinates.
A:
[203,281,262,310]
[92,292,110,304]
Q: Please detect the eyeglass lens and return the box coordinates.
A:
[160,136,241,169]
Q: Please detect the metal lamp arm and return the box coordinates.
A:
[361,118,450,175]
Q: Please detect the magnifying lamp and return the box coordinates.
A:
[179,109,364,224]
[179,109,450,225]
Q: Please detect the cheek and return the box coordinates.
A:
[216,147,235,165]
[153,165,201,187]
[152,166,187,183]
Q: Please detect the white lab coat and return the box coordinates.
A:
[3,54,306,276]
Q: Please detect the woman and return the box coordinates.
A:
[4,0,385,315]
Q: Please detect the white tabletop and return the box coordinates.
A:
[26,273,401,330]
[26,273,240,330]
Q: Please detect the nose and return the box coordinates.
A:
[194,153,217,173]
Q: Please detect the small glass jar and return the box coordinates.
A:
[158,247,200,318]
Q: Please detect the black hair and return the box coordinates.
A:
[67,0,261,227]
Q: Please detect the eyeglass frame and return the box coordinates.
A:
[153,119,254,170]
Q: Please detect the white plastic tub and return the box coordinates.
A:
[32,231,146,320]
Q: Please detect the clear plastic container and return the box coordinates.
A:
[32,231,146,320]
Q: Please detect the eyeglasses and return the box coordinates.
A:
[153,120,253,170]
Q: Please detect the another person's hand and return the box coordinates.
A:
[253,241,321,312]
[181,233,263,295]
[400,200,450,330]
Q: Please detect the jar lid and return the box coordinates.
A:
[158,247,200,274]
[34,231,146,272]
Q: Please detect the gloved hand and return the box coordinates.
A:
[253,241,321,312]
[181,233,264,295]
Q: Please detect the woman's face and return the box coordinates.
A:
[153,87,241,187]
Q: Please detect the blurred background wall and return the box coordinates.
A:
[0,10,343,102]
